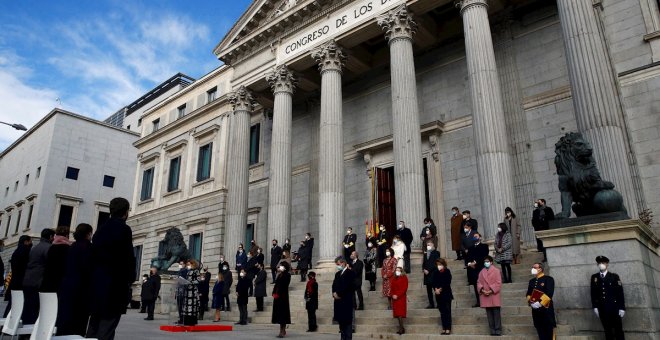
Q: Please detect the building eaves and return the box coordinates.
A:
[125,73,196,116]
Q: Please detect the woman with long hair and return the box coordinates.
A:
[494,223,513,283]
[212,271,224,322]
[390,266,409,334]
[504,207,521,264]
[381,247,397,310]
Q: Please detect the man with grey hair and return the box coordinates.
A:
[332,256,355,340]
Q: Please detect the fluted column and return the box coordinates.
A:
[378,5,426,248]
[457,0,515,240]
[266,66,296,261]
[225,86,254,266]
[556,0,637,215]
[311,40,345,266]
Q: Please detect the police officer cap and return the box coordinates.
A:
[595,255,609,263]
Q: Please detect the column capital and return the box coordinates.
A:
[455,0,488,14]
[228,86,255,112]
[377,4,417,43]
[266,65,297,94]
[311,40,346,74]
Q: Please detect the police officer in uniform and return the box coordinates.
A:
[526,262,555,340]
[342,227,357,261]
[590,255,625,340]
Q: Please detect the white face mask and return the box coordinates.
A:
[598,263,607,272]
[278,266,285,272]
[437,265,444,271]
[186,265,192,270]
[463,215,468,220]
[306,236,310,239]
[397,224,403,229]
[368,242,373,247]
[426,245,433,251]
[425,223,431,227]
[222,266,228,271]
[452,210,457,216]
[497,227,502,232]
[336,265,344,271]
[380,227,385,231]
[534,203,539,208]
[531,268,539,276]
[394,239,400,244]
[239,272,245,277]
[426,230,430,235]
[386,252,391,257]
[464,228,469,233]
[178,264,183,269]
[395,271,402,276]
[347,230,352,234]
[219,257,224,262]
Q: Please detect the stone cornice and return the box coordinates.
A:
[311,40,346,74]
[266,65,297,94]
[378,4,417,43]
[229,86,256,112]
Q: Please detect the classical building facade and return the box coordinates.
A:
[128,0,660,276]
[0,109,139,266]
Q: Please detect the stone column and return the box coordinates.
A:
[225,86,254,265]
[457,0,515,240]
[378,5,427,247]
[556,0,638,215]
[265,66,296,260]
[311,40,345,267]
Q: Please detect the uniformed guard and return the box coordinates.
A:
[526,262,556,340]
[590,255,625,340]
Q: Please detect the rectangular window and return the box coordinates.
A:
[36,167,41,178]
[189,233,203,262]
[140,168,154,201]
[126,125,131,130]
[14,181,18,191]
[152,118,160,133]
[97,211,110,228]
[25,205,34,230]
[103,175,115,188]
[177,104,186,119]
[133,245,143,281]
[65,166,79,180]
[245,223,255,249]
[57,204,74,228]
[138,118,142,127]
[207,87,217,103]
[14,210,22,234]
[196,143,213,182]
[4,187,8,197]
[167,157,181,192]
[249,124,260,165]
[4,214,11,238]
[24,174,29,185]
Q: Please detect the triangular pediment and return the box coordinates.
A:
[214,0,332,63]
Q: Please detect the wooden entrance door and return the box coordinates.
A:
[375,167,396,241]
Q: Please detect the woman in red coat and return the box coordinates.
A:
[381,247,398,310]
[390,267,409,335]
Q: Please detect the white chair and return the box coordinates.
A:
[1,290,34,340]
[30,293,95,340]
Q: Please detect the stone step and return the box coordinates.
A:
[356,333,596,340]
[249,314,533,326]
[245,305,536,318]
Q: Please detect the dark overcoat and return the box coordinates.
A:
[254,269,267,298]
[236,276,250,305]
[222,269,233,295]
[56,239,92,336]
[467,243,489,285]
[42,243,71,292]
[271,271,291,325]
[332,268,355,324]
[89,217,135,317]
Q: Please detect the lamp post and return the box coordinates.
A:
[0,121,27,131]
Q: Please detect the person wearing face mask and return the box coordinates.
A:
[270,239,283,284]
[211,272,225,322]
[395,221,413,273]
[332,256,355,340]
[420,224,438,262]
[218,255,229,272]
[391,236,406,269]
[272,262,292,338]
[197,265,211,320]
[246,251,258,297]
[235,269,250,325]
[175,260,187,324]
[503,207,521,264]
[364,240,378,291]
[253,262,267,312]
[342,227,357,261]
[297,239,312,282]
[494,223,513,283]
[181,260,201,325]
[376,225,389,267]
[527,262,556,340]
[304,233,315,270]
[235,244,247,271]
[249,239,259,256]
[460,210,478,232]
[390,267,409,335]
[381,247,398,310]
[449,207,464,261]
[283,238,291,254]
[349,251,365,310]
[279,250,292,270]
[432,258,453,335]
[304,271,318,332]
[461,222,477,268]
[255,247,265,266]
[466,232,489,307]
[477,255,503,336]
[423,242,440,309]
[532,199,554,262]
[590,256,625,340]
[221,264,233,312]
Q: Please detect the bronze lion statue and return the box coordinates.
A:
[554,132,627,218]
[150,227,191,272]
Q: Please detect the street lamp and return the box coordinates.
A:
[0,121,27,131]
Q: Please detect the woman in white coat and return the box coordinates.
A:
[391,235,407,269]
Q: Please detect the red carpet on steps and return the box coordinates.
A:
[160,324,233,332]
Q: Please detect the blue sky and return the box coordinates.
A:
[0,0,251,150]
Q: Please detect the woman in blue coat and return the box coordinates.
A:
[211,273,224,322]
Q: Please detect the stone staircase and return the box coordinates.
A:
[203,250,595,340]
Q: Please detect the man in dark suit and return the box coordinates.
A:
[466,232,489,307]
[350,251,364,310]
[342,228,357,260]
[460,210,479,232]
[532,199,554,262]
[590,256,625,340]
[270,239,283,283]
[423,241,440,309]
[395,220,413,274]
[461,221,477,267]
[144,267,161,320]
[332,256,355,340]
[87,197,136,340]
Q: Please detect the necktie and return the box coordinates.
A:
[601,273,605,279]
